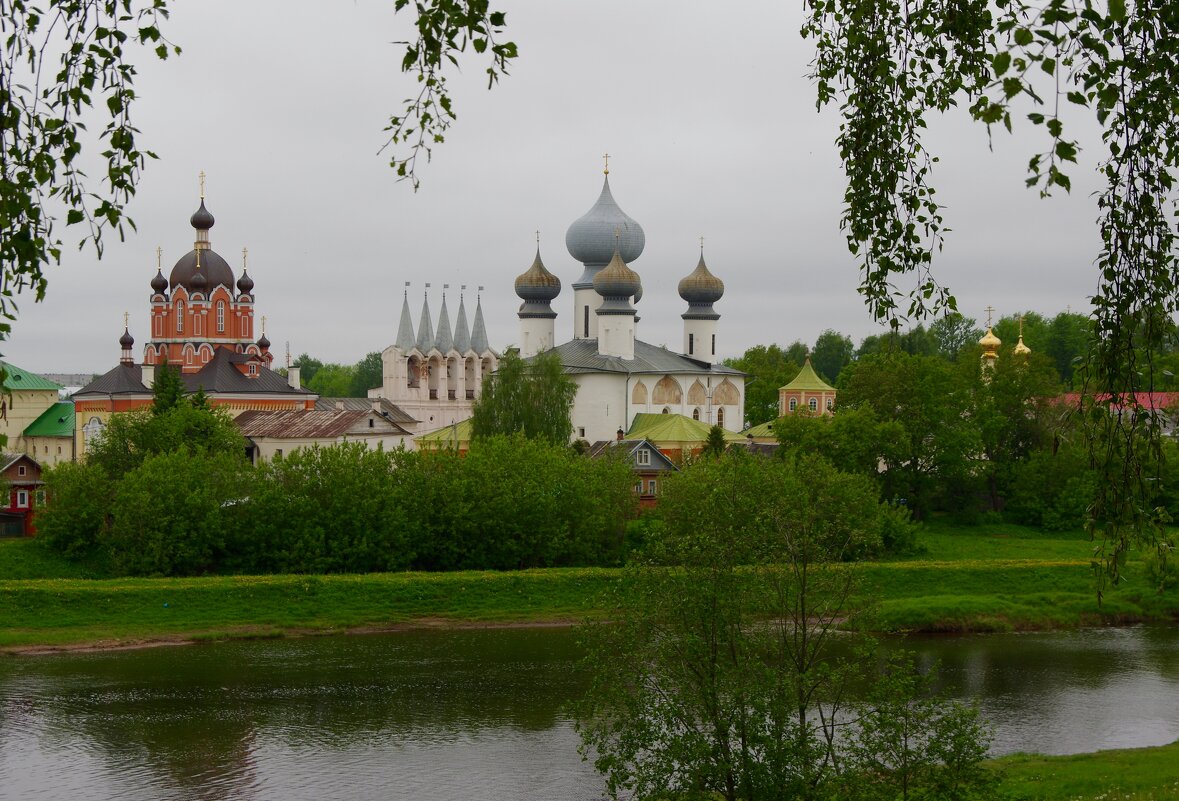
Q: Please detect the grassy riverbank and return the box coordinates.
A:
[1,521,1176,650]
[992,740,1179,800]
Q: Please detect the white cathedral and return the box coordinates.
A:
[374,166,745,442]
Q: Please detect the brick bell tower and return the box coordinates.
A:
[144,173,272,372]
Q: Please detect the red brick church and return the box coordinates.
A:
[73,178,316,458]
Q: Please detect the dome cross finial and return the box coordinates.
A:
[242,247,248,271]
[155,246,162,270]
[262,315,267,334]
[699,235,705,252]
[123,311,129,329]
[536,229,540,246]
[984,305,995,327]
[199,170,206,199]
[602,152,610,175]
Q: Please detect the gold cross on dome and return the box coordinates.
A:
[123,311,129,329]
[262,315,267,334]
[984,305,995,327]
[699,235,705,251]
[602,152,610,175]
[1018,314,1025,336]
[535,230,540,245]
[198,170,206,199]
[242,247,248,270]
[155,246,162,270]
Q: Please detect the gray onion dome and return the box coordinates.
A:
[678,253,724,305]
[593,247,641,316]
[151,269,168,295]
[190,199,215,230]
[119,327,134,348]
[566,176,645,277]
[237,269,254,295]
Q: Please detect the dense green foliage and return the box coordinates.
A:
[471,350,576,445]
[579,454,991,801]
[723,344,801,426]
[40,422,634,576]
[289,351,386,398]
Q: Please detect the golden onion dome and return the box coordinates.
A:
[678,253,725,305]
[514,247,561,302]
[979,327,1002,350]
[593,246,641,299]
[1013,335,1031,356]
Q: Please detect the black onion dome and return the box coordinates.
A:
[237,269,254,295]
[190,269,208,294]
[169,248,235,292]
[593,247,641,299]
[514,248,561,301]
[678,253,725,305]
[257,332,271,349]
[190,199,215,230]
[119,328,134,347]
[151,269,168,295]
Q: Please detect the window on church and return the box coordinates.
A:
[661,407,670,415]
[717,407,725,427]
[176,301,184,332]
[583,306,589,338]
[826,397,834,410]
[578,427,586,439]
[711,334,716,355]
[248,364,258,376]
[809,398,818,412]
[637,449,651,466]
[688,333,694,355]
[692,408,700,420]
[217,301,225,332]
[789,398,797,411]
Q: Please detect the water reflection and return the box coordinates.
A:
[0,625,1176,800]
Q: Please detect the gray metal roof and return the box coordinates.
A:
[74,348,315,399]
[546,337,744,377]
[416,293,434,353]
[470,297,490,354]
[235,408,411,439]
[395,293,416,351]
[453,295,471,353]
[315,396,417,424]
[435,293,454,353]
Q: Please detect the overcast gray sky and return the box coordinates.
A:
[5,0,1106,372]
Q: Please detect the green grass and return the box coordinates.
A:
[1,522,1176,650]
[992,741,1179,800]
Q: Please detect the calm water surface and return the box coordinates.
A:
[1,625,1177,801]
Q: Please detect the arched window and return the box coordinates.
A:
[175,301,185,333]
[692,407,700,420]
[789,398,798,411]
[717,407,725,427]
[825,397,834,411]
[661,407,670,415]
[216,301,225,332]
[809,398,818,411]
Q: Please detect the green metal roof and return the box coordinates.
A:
[626,413,745,444]
[741,420,777,438]
[779,359,834,392]
[416,418,472,446]
[1,362,62,392]
[23,401,75,438]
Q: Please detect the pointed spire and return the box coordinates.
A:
[416,286,435,352]
[395,283,416,350]
[470,286,489,354]
[453,286,472,353]
[435,286,455,352]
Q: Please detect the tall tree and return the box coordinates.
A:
[930,313,982,362]
[151,360,184,415]
[471,350,576,445]
[578,454,990,800]
[350,351,384,397]
[811,328,855,383]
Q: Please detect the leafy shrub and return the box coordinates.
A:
[35,462,113,557]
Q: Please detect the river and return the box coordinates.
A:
[1,625,1176,800]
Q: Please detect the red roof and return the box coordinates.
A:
[1057,392,1179,412]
